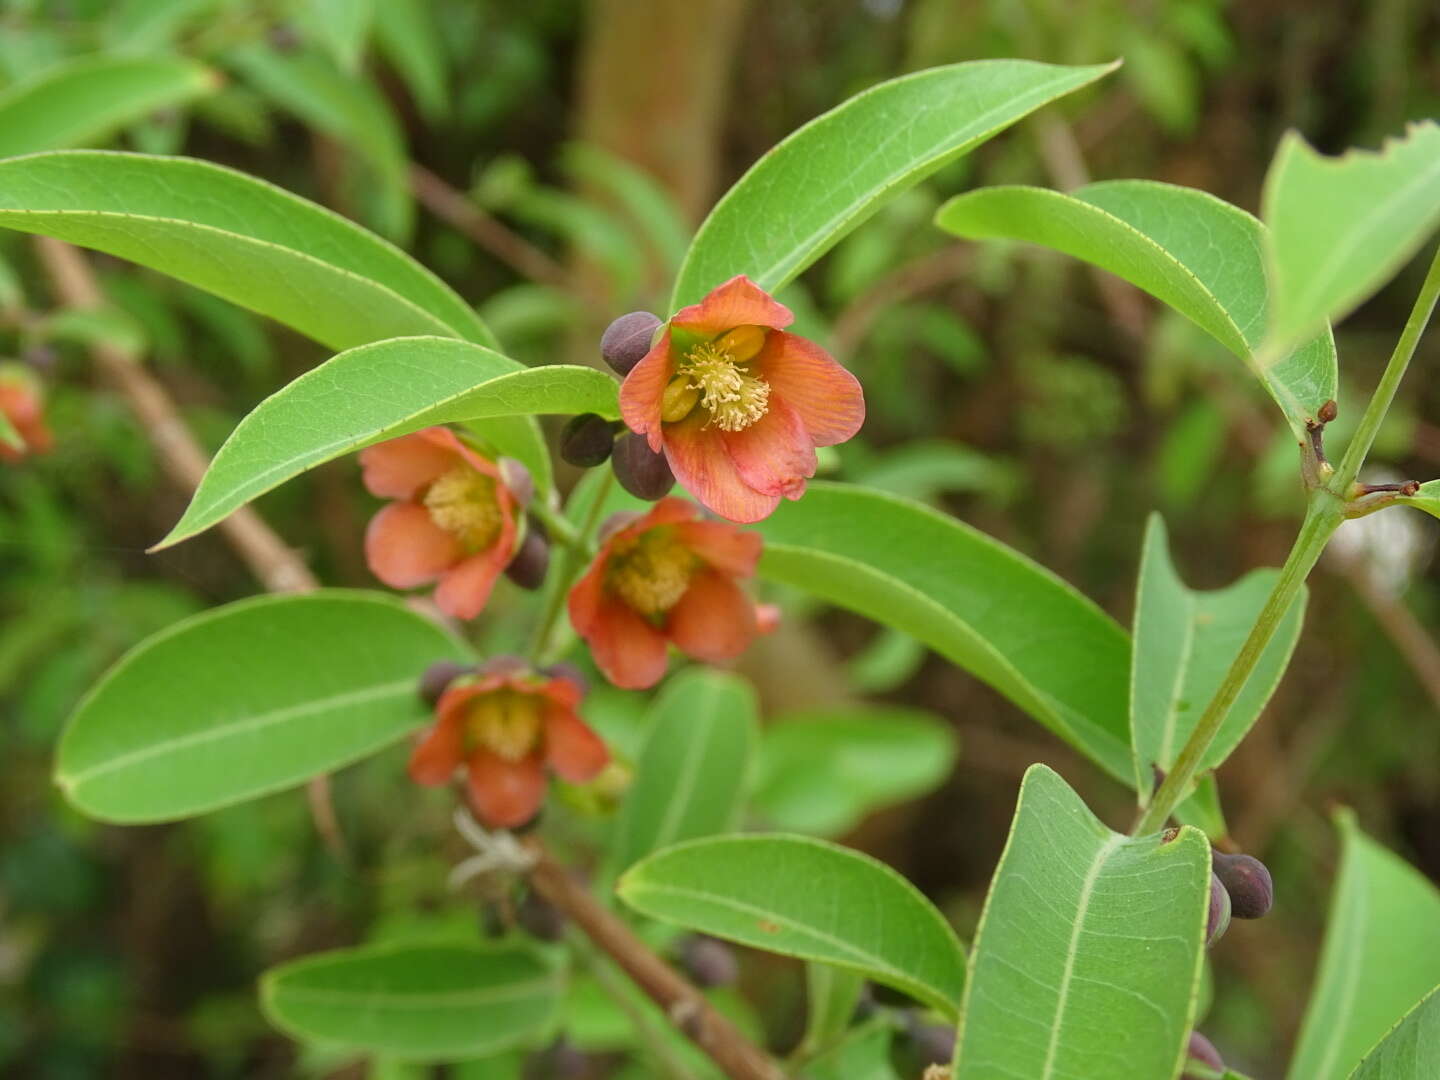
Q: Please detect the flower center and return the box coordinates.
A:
[423,467,503,551]
[677,326,771,433]
[607,528,698,617]
[465,690,543,761]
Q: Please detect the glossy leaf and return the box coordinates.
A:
[1131,514,1306,799]
[610,669,758,873]
[755,483,1132,783]
[1262,122,1440,354]
[795,964,869,1063]
[936,180,1338,439]
[56,591,470,822]
[1288,812,1440,1080]
[1397,480,1440,521]
[953,765,1210,1079]
[0,151,493,351]
[1349,984,1440,1080]
[802,1018,900,1080]
[672,59,1117,309]
[261,943,560,1060]
[618,833,966,1017]
[753,706,958,836]
[0,56,217,158]
[158,338,615,548]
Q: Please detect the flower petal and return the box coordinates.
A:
[365,501,463,588]
[359,431,458,499]
[665,569,757,663]
[619,332,674,450]
[674,519,762,578]
[758,332,865,446]
[722,396,816,501]
[408,714,464,785]
[424,426,504,482]
[466,750,547,829]
[663,412,779,524]
[672,275,793,336]
[434,544,510,620]
[583,593,671,690]
[544,705,609,783]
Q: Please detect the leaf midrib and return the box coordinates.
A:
[273,975,558,1010]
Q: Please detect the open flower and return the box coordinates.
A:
[0,364,53,463]
[568,497,764,689]
[618,275,864,523]
[360,427,519,619]
[409,666,609,828]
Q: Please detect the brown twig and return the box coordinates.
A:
[408,164,572,290]
[524,838,785,1080]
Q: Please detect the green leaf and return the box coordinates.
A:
[610,669,758,874]
[0,151,492,350]
[1262,122,1440,354]
[936,180,1338,439]
[754,483,1132,783]
[374,0,448,120]
[260,943,561,1060]
[953,765,1210,1079]
[156,337,614,548]
[226,44,411,239]
[299,0,376,72]
[753,706,958,837]
[618,833,966,1018]
[795,964,868,1063]
[1397,479,1440,520]
[671,59,1118,309]
[1288,812,1440,1080]
[1349,984,1440,1080]
[801,1017,900,1080]
[0,56,218,157]
[0,399,21,451]
[1131,514,1306,799]
[55,591,469,822]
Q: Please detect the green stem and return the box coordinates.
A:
[527,496,582,548]
[1332,242,1440,494]
[1134,240,1440,837]
[526,472,614,663]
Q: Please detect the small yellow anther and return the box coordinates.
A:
[714,325,767,364]
[661,375,701,423]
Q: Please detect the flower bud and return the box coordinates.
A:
[1318,398,1338,424]
[498,457,534,508]
[1206,872,1231,948]
[523,1037,588,1080]
[612,432,674,500]
[559,413,616,467]
[905,1012,957,1067]
[1182,1031,1225,1078]
[417,660,471,708]
[679,934,738,988]
[1213,851,1274,919]
[516,888,565,942]
[600,311,662,375]
[504,518,550,590]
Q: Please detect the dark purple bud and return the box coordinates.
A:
[1206,873,1232,948]
[1182,1031,1225,1078]
[503,518,550,590]
[598,509,644,543]
[1213,851,1274,919]
[523,1037,588,1079]
[478,654,530,678]
[544,662,589,696]
[560,413,616,468]
[498,457,534,508]
[905,1012,957,1067]
[417,660,471,708]
[600,311,662,375]
[612,432,674,500]
[679,935,738,988]
[516,889,565,942]
[851,982,877,1022]
[21,345,58,375]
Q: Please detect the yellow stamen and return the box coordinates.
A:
[423,467,503,551]
[679,335,771,433]
[661,375,702,423]
[714,324,767,364]
[467,690,543,761]
[607,527,698,616]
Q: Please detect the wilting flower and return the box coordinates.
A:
[568,497,764,689]
[360,427,519,619]
[618,275,864,523]
[409,665,609,828]
[0,364,53,463]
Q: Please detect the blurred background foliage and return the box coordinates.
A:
[0,0,1437,1076]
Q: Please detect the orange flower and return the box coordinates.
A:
[618,275,864,523]
[568,497,764,689]
[409,666,609,828]
[0,365,53,463]
[359,427,519,619]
